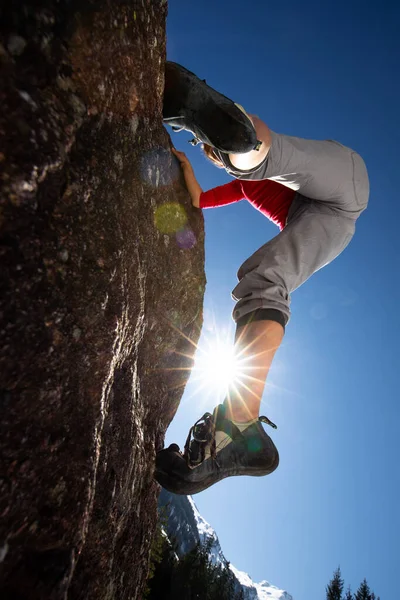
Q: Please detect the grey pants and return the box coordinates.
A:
[231,150,369,326]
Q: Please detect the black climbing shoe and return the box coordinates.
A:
[154,404,279,495]
[163,62,258,154]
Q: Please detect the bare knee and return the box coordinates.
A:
[228,115,271,170]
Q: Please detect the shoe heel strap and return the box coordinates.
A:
[259,416,278,429]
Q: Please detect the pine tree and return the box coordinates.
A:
[354,578,372,600]
[145,527,177,599]
[146,533,244,600]
[145,508,175,598]
[169,540,244,600]
[324,569,380,600]
[326,567,344,600]
[344,586,353,600]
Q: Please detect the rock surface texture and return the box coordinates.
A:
[0,1,205,598]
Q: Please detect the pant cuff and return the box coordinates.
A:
[236,308,286,330]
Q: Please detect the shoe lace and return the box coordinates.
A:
[163,116,187,133]
[163,117,201,145]
[184,412,277,468]
[184,412,216,468]
[259,415,277,429]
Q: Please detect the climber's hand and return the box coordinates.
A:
[172,147,192,171]
[171,148,202,208]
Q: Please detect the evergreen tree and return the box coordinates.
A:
[146,533,244,600]
[354,578,372,600]
[145,525,177,599]
[344,586,353,600]
[145,508,175,598]
[325,570,380,600]
[326,567,345,600]
[169,540,243,600]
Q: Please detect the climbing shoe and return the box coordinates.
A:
[163,61,259,154]
[154,404,279,495]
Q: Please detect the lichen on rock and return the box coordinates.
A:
[0,1,205,598]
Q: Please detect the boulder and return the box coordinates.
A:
[0,1,205,598]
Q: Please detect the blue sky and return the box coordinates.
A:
[164,1,400,598]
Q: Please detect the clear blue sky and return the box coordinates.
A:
[164,1,400,598]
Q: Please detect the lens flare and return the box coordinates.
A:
[154,311,294,418]
[187,326,254,407]
[194,339,242,397]
[176,227,196,249]
[154,203,187,234]
[140,147,180,187]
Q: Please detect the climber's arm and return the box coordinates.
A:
[199,180,243,209]
[172,148,203,208]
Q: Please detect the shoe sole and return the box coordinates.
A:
[154,438,279,495]
[154,460,275,495]
[163,62,257,154]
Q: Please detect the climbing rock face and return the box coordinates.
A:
[0,2,205,598]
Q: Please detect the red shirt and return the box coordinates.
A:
[199,179,296,230]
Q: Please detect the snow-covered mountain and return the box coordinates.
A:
[158,489,292,600]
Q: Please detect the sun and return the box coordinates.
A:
[159,316,256,409]
[191,332,248,400]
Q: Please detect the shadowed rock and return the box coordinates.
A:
[0,1,205,598]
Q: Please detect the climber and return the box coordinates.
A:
[155,62,369,496]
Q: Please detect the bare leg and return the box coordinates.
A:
[155,319,283,494]
[228,115,272,171]
[224,319,284,423]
